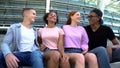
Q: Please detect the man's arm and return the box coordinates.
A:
[107,46,112,61]
[111,38,120,49]
[1,25,20,68]
[107,38,120,61]
[1,27,13,57]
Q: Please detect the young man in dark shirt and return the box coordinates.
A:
[85,8,120,68]
[85,25,115,50]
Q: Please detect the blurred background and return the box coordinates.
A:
[0,0,120,38]
[0,0,120,67]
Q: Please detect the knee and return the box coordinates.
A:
[74,54,85,63]
[98,46,106,52]
[45,51,60,63]
[50,52,60,61]
[96,47,108,54]
[85,53,97,63]
[93,47,109,60]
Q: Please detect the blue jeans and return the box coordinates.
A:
[89,46,111,68]
[112,48,120,63]
[31,50,44,68]
[0,50,44,68]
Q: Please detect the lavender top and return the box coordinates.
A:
[62,25,88,51]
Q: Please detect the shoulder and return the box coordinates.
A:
[84,25,90,29]
[100,25,112,30]
[38,27,44,32]
[54,27,64,34]
[55,27,63,31]
[9,23,21,29]
[10,23,21,27]
[62,25,71,30]
[77,26,86,31]
[78,26,85,29]
[38,27,43,30]
[101,25,110,28]
[62,25,69,28]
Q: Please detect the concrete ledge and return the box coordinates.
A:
[0,35,120,68]
[111,62,120,68]
[19,62,120,68]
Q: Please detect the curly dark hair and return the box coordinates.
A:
[43,10,58,25]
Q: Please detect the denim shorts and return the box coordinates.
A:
[65,48,83,53]
[43,47,58,53]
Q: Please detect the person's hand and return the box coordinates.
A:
[61,53,69,62]
[82,49,88,55]
[112,45,120,49]
[5,53,20,68]
[60,53,70,68]
[40,44,47,51]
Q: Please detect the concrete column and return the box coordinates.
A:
[97,0,110,14]
[97,0,110,20]
[46,0,50,13]
[97,0,105,13]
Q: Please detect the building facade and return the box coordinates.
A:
[0,0,120,37]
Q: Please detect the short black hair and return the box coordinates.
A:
[43,10,58,25]
[22,8,34,16]
[90,8,103,24]
[90,8,103,17]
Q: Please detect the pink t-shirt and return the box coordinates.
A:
[38,27,64,49]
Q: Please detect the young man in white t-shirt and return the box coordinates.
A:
[0,8,44,68]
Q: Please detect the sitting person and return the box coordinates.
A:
[0,8,44,68]
[62,11,98,68]
[85,8,120,68]
[38,10,69,68]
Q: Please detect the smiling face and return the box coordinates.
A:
[71,11,81,24]
[88,12,100,25]
[28,10,36,23]
[47,11,57,24]
[23,9,36,23]
[66,11,81,25]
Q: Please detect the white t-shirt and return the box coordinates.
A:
[18,24,38,52]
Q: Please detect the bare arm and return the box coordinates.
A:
[81,28,89,55]
[1,25,20,68]
[111,38,120,49]
[57,35,64,57]
[107,38,120,61]
[57,34,69,64]
[107,46,112,61]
